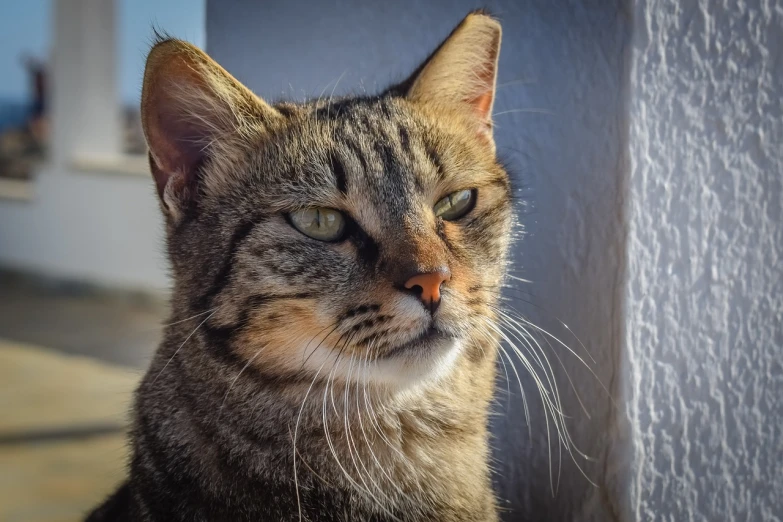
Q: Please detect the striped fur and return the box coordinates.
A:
[88,11,511,522]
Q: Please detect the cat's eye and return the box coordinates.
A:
[289,207,346,241]
[433,189,476,221]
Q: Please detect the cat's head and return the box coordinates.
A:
[141,12,511,388]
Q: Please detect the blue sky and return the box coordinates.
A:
[0,0,205,104]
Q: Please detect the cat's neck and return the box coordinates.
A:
[134,328,498,519]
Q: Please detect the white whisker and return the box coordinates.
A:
[293,354,331,522]
[498,302,613,407]
[152,310,217,384]
[358,348,408,502]
[488,304,599,489]
[498,309,590,419]
[487,320,559,493]
[161,307,218,327]
[322,343,362,493]
[493,108,554,116]
[217,343,267,422]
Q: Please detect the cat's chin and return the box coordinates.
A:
[299,333,463,390]
[370,333,463,388]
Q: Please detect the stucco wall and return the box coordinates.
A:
[207,1,630,520]
[626,0,783,520]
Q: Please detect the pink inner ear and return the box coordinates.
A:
[145,76,211,199]
[472,91,494,122]
[469,90,495,142]
[147,114,207,200]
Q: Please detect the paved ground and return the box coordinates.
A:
[0,340,139,522]
[0,270,164,521]
[0,270,166,368]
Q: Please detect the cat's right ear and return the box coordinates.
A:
[391,11,501,149]
[141,39,280,218]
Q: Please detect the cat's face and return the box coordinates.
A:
[142,13,509,388]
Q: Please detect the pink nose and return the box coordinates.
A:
[404,270,451,312]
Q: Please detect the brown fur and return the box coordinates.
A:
[88,11,511,522]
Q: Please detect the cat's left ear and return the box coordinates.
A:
[395,11,501,147]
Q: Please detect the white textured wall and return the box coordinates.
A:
[627,0,783,520]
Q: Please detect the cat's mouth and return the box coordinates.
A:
[381,326,454,359]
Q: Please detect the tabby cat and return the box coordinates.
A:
[87,11,512,522]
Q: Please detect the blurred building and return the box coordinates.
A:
[0,0,204,291]
[0,3,203,518]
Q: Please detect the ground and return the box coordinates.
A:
[0,270,165,522]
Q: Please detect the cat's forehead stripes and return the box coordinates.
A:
[308,98,441,207]
[328,151,349,195]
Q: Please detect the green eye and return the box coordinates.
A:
[289,207,346,241]
[433,189,476,221]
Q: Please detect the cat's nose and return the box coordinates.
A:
[403,269,451,314]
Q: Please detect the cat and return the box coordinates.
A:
[87,10,511,522]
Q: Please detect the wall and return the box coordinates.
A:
[626,0,783,520]
[0,165,167,290]
[206,1,630,520]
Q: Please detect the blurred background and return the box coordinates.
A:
[0,1,781,522]
[0,1,202,521]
